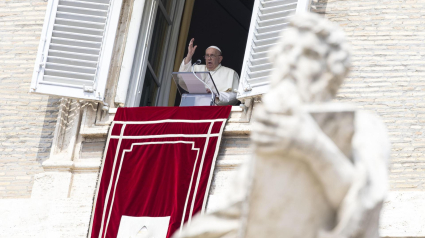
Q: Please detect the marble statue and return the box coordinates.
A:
[174,13,390,238]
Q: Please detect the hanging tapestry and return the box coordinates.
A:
[89,106,232,238]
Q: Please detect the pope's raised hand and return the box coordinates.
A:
[188,38,197,55]
[184,38,197,64]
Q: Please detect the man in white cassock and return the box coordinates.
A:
[179,38,240,105]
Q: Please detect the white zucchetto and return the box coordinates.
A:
[207,46,222,53]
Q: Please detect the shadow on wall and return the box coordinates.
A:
[36,96,61,165]
[0,94,60,198]
[30,96,61,194]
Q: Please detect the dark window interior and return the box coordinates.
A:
[175,0,254,105]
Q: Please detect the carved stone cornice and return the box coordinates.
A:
[43,98,100,172]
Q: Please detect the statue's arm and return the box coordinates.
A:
[319,111,390,238]
[293,114,355,210]
[351,111,389,202]
[252,107,355,209]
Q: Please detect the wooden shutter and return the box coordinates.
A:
[30,0,123,101]
[237,0,311,100]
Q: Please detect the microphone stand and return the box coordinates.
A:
[191,60,216,106]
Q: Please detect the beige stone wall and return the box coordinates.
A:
[0,0,59,198]
[311,0,425,190]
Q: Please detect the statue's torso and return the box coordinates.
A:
[245,106,356,238]
[245,154,335,238]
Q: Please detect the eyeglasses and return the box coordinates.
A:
[204,54,221,59]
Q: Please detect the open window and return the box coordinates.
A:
[120,0,255,107]
[31,0,311,105]
[171,0,255,106]
[120,0,311,107]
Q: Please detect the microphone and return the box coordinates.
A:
[193,59,201,65]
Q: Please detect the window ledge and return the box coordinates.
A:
[80,105,253,138]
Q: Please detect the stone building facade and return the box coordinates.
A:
[0,0,425,237]
[0,0,60,198]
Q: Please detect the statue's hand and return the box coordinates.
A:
[251,104,321,157]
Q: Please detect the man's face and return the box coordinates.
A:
[205,48,222,70]
[278,30,328,102]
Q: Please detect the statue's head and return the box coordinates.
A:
[269,13,351,103]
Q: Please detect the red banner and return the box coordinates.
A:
[89,106,231,238]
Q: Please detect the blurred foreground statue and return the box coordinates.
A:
[174,13,390,238]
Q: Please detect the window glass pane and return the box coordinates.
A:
[160,0,173,15]
[140,69,158,106]
[148,10,168,77]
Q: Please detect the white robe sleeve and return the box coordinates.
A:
[179,58,192,72]
[215,71,240,105]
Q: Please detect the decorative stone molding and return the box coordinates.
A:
[43,99,100,172]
